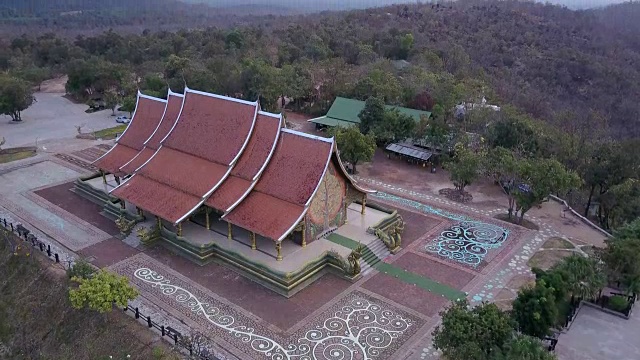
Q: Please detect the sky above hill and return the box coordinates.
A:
[185,0,629,11]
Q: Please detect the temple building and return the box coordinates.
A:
[76,88,403,296]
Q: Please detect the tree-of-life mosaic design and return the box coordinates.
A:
[309,162,346,233]
[134,268,414,360]
[425,221,508,267]
[371,192,509,267]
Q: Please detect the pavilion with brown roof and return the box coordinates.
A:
[92,87,374,264]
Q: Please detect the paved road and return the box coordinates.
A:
[0,92,125,148]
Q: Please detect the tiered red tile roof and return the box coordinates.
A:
[111,88,259,223]
[205,111,282,212]
[93,92,167,176]
[119,90,184,174]
[110,87,373,241]
[223,130,334,241]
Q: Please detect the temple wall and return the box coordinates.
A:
[304,158,365,243]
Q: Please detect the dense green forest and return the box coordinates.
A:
[1,0,639,230]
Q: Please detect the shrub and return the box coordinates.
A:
[608,295,629,313]
[67,259,96,280]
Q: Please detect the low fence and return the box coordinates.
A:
[0,217,220,360]
[560,291,636,332]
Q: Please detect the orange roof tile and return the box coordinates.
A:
[117,94,167,151]
[112,88,258,224]
[224,129,334,241]
[205,112,281,211]
[145,92,184,150]
[94,92,166,175]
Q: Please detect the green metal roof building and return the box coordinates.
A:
[308,97,431,128]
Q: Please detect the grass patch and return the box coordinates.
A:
[542,237,575,249]
[494,213,540,230]
[0,233,179,360]
[92,124,127,140]
[527,250,575,270]
[0,147,37,164]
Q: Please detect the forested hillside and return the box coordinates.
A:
[1,0,639,230]
[0,0,265,35]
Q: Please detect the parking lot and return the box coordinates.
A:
[0,91,125,148]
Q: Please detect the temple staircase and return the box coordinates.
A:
[359,240,391,276]
[325,233,391,277]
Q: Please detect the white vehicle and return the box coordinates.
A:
[116,116,130,124]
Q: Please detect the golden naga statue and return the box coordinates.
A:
[347,246,362,276]
[115,216,135,236]
[374,215,405,251]
[136,226,160,244]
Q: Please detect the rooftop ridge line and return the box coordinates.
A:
[228,102,260,167]
[222,113,284,213]
[171,100,260,224]
[141,88,172,147]
[257,110,281,118]
[252,113,283,182]
[185,86,256,106]
[138,90,168,103]
[175,165,235,224]
[167,88,184,98]
[281,128,334,143]
[158,88,188,146]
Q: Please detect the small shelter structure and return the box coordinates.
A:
[308,97,431,129]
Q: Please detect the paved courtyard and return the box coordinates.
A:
[555,305,640,360]
[0,144,610,360]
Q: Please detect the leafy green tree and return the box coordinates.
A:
[240,59,280,112]
[495,334,557,360]
[447,145,482,193]
[415,115,450,151]
[141,73,167,95]
[487,114,540,156]
[580,142,632,223]
[164,54,190,84]
[120,95,136,116]
[600,178,640,230]
[512,280,558,338]
[398,33,414,60]
[66,259,97,280]
[555,255,606,300]
[104,90,121,116]
[433,300,515,360]
[68,269,138,313]
[17,66,49,91]
[353,68,402,104]
[600,219,640,293]
[532,267,569,302]
[225,29,245,50]
[0,75,35,122]
[513,158,581,224]
[330,126,376,174]
[370,108,416,145]
[358,96,385,134]
[485,147,519,219]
